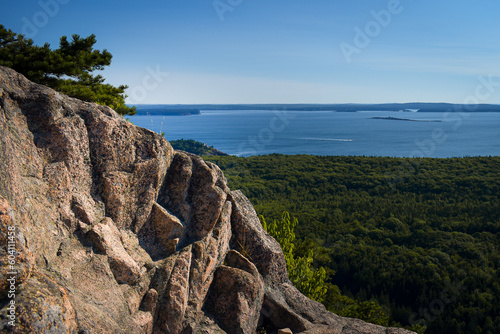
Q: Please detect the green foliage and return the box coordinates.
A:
[0,25,135,115]
[169,139,229,156]
[260,212,328,302]
[323,284,392,328]
[260,212,391,325]
[289,255,329,303]
[207,154,500,334]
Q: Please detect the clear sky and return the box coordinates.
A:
[1,0,500,104]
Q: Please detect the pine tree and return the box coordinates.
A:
[0,25,135,116]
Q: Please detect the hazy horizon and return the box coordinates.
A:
[129,102,500,106]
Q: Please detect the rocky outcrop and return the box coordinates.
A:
[205,250,265,333]
[0,66,415,333]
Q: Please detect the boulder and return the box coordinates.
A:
[205,265,264,334]
[88,217,142,285]
[204,250,264,334]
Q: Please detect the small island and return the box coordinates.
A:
[370,116,442,122]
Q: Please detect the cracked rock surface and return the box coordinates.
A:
[0,66,415,334]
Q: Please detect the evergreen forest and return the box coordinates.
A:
[205,154,500,334]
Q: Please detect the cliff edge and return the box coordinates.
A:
[0,66,415,334]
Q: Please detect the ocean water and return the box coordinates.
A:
[128,110,500,158]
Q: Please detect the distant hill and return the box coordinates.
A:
[134,104,201,115]
[169,139,229,156]
[131,103,500,114]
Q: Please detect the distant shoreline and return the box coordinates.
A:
[135,108,201,116]
[131,103,500,115]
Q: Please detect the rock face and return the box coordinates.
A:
[0,66,415,334]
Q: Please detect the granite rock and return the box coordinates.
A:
[0,66,415,334]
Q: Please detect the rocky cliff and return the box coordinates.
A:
[0,66,415,334]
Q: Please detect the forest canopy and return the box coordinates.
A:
[206,154,500,334]
[0,25,135,116]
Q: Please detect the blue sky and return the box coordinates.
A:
[1,0,500,104]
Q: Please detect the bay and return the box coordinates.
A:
[128,110,500,158]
